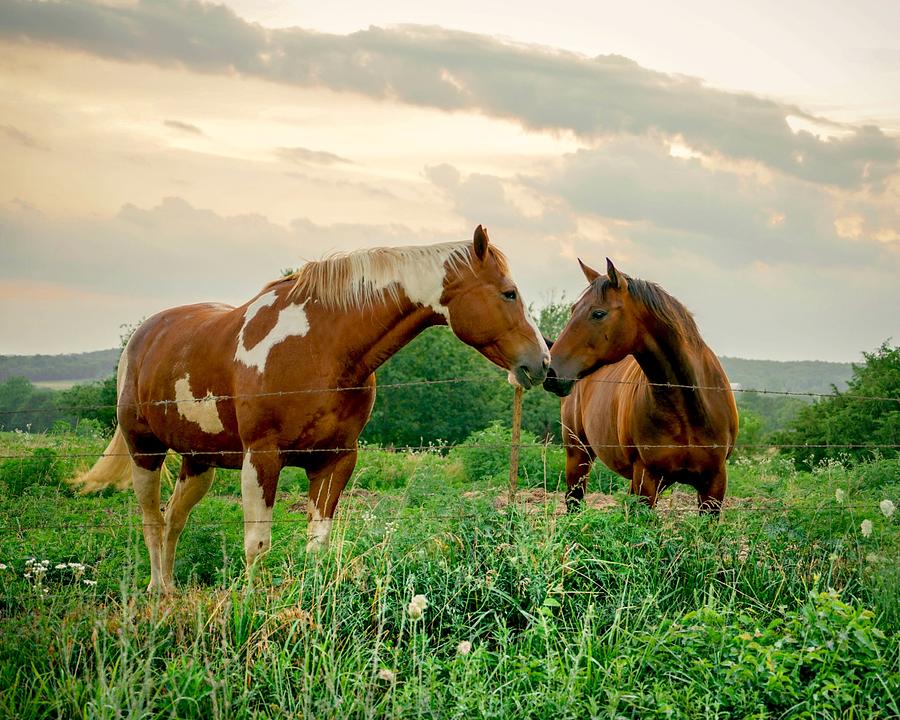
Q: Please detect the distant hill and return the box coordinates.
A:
[0,348,120,383]
[719,357,853,395]
[0,349,855,397]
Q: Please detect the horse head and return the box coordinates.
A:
[442,226,550,389]
[544,257,640,397]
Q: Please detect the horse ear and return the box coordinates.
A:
[473,225,489,261]
[606,258,626,290]
[578,258,601,284]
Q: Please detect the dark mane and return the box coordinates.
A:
[599,275,702,345]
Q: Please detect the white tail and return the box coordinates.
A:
[71,426,133,493]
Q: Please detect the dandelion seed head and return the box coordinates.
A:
[407,594,429,620]
[880,499,895,518]
[834,488,845,503]
[457,640,472,656]
[377,668,396,682]
[860,519,873,538]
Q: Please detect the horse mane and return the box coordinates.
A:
[266,242,509,309]
[599,275,703,346]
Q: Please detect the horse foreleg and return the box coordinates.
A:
[132,460,168,593]
[241,449,281,570]
[161,462,215,590]
[697,465,727,515]
[306,450,358,551]
[564,435,594,512]
[630,460,661,508]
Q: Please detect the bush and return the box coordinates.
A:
[0,448,67,496]
[777,341,898,469]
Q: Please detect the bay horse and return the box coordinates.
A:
[76,226,550,593]
[543,259,738,512]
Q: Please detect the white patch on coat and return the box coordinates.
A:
[241,453,273,564]
[174,374,225,434]
[235,291,310,372]
[305,500,333,551]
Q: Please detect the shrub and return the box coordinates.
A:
[0,448,66,496]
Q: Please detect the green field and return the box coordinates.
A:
[0,430,898,719]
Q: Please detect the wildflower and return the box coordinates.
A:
[407,594,429,620]
[83,579,97,586]
[55,563,67,570]
[834,488,845,503]
[880,499,895,518]
[0,563,7,571]
[457,640,472,656]
[377,668,396,682]
[860,519,873,538]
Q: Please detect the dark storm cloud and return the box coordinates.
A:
[2,0,897,189]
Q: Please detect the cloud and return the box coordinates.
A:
[2,123,43,149]
[164,119,204,134]
[276,146,352,165]
[2,0,897,189]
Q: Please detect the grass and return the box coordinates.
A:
[0,431,898,719]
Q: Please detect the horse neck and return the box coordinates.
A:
[338,296,445,382]
[631,321,712,418]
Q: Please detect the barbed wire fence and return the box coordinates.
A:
[0,373,896,600]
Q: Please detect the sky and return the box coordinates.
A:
[0,0,898,361]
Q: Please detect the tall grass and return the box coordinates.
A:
[0,432,897,718]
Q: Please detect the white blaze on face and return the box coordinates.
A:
[241,453,273,563]
[174,374,225,434]
[235,290,310,372]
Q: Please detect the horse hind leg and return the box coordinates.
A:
[161,460,215,590]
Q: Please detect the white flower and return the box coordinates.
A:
[457,640,472,656]
[880,499,895,518]
[83,579,97,586]
[407,594,429,620]
[834,488,845,503]
[860,519,873,538]
[377,668,396,682]
[55,563,67,570]
[0,563,7,571]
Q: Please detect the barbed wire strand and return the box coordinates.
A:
[0,373,897,420]
[0,440,898,462]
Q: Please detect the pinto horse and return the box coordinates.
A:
[544,259,738,512]
[77,227,549,593]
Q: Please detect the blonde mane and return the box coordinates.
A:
[270,242,509,310]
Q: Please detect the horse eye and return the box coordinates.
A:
[502,290,518,301]
[591,309,607,320]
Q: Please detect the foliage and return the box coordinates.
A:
[735,390,807,436]
[0,447,67,496]
[720,356,853,394]
[0,348,119,383]
[0,377,59,433]
[776,341,899,468]
[56,375,118,433]
[0,430,898,717]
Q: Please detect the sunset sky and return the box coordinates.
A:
[1,0,898,361]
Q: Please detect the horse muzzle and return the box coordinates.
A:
[508,352,550,390]
[542,366,575,397]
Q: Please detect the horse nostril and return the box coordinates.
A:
[545,366,557,379]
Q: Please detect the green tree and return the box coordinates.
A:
[0,377,60,432]
[776,341,899,468]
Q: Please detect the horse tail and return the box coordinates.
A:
[71,426,133,493]
[71,347,134,493]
